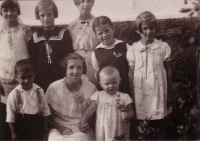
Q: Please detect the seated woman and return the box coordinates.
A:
[46,53,96,141]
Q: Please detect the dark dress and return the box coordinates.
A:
[28,26,74,92]
[94,42,130,94]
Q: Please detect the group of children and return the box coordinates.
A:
[0,0,172,140]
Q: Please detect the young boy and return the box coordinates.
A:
[91,16,130,95]
[6,59,50,140]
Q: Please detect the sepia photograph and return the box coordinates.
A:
[0,0,199,140]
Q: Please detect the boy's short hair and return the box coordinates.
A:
[73,0,95,6]
[35,0,58,20]
[134,11,157,33]
[0,0,21,15]
[60,53,87,74]
[14,59,36,76]
[92,16,113,33]
[99,66,120,78]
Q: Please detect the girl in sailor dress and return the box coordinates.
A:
[28,0,73,92]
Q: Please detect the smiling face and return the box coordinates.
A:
[66,59,83,83]
[94,23,115,46]
[76,0,94,16]
[15,70,35,91]
[140,21,156,45]
[1,7,18,24]
[99,72,121,95]
[38,8,55,30]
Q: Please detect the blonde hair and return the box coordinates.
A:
[134,11,157,33]
[99,66,120,78]
[35,0,58,20]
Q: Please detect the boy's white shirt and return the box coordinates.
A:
[6,83,50,123]
[91,39,130,72]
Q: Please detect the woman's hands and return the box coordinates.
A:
[79,121,90,133]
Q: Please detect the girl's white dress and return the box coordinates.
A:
[126,39,171,120]
[91,91,132,141]
[68,16,100,84]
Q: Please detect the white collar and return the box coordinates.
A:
[17,83,40,92]
[96,39,124,49]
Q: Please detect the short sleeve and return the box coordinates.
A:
[6,91,17,123]
[126,45,135,66]
[163,42,171,61]
[124,94,133,107]
[90,92,100,104]
[21,24,32,42]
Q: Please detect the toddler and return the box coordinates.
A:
[6,59,50,140]
[28,0,73,92]
[80,66,134,141]
[68,0,100,85]
[91,16,130,94]
[127,11,172,126]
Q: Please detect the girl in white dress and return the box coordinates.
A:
[80,66,134,141]
[68,0,100,85]
[126,11,172,127]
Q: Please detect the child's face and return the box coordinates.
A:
[15,71,35,91]
[38,8,55,30]
[99,73,120,95]
[94,23,114,46]
[76,0,94,16]
[1,7,18,23]
[140,21,156,44]
[66,59,83,83]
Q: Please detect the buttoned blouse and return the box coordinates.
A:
[0,22,31,83]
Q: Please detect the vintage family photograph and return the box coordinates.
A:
[0,0,199,140]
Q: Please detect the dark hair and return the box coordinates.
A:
[35,0,58,20]
[60,53,87,74]
[14,59,36,76]
[134,11,157,33]
[0,0,21,15]
[73,0,95,6]
[92,16,113,33]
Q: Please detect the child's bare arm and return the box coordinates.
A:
[164,61,173,105]
[80,101,97,125]
[125,103,134,119]
[128,66,135,101]
[8,122,17,140]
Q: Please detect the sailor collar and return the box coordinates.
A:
[33,27,67,43]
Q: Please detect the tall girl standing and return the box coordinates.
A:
[28,0,73,92]
[127,11,172,128]
[68,0,100,85]
[0,0,31,98]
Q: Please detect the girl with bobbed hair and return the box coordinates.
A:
[46,53,96,141]
[28,0,73,92]
[127,11,172,131]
